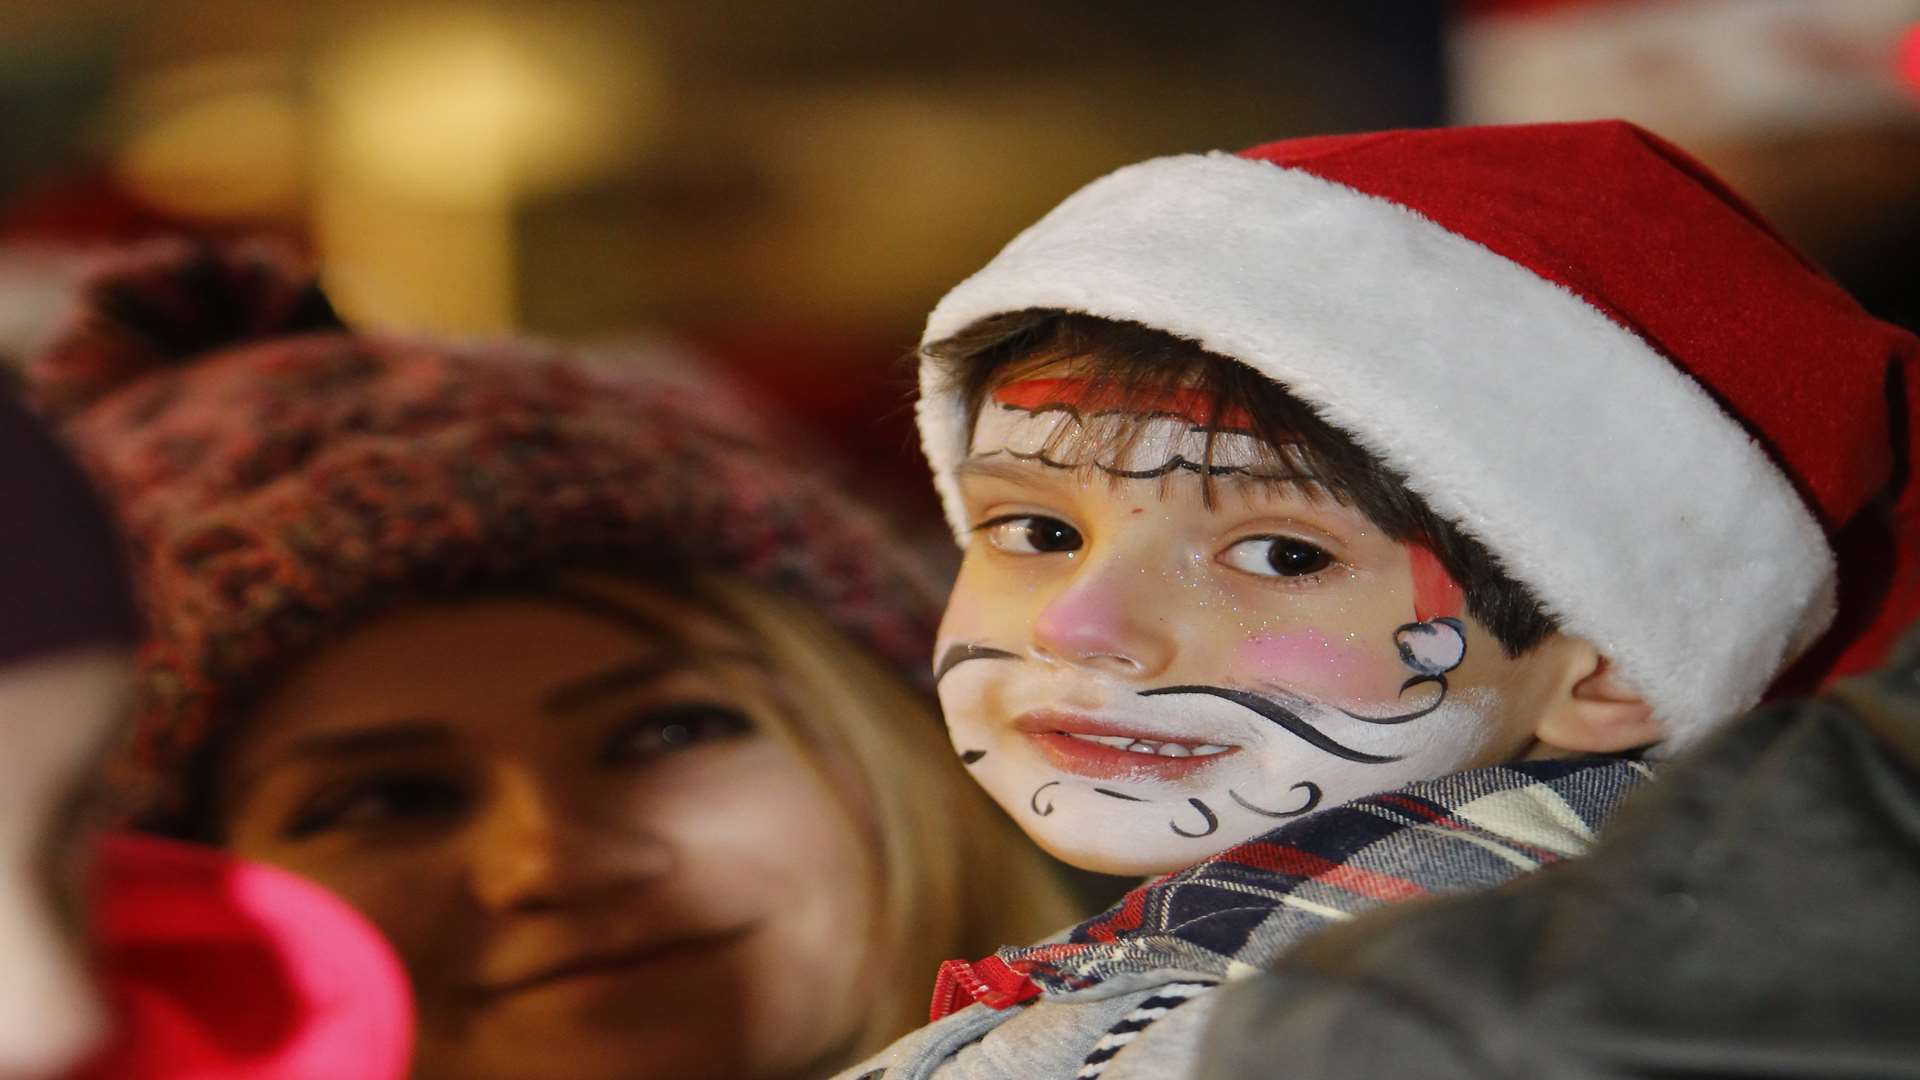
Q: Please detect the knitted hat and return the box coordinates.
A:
[0,387,138,668]
[31,239,946,824]
[916,120,1920,750]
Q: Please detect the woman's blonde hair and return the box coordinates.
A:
[696,575,1082,1057]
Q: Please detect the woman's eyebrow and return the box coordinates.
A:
[540,648,768,715]
[273,721,455,762]
[224,722,454,817]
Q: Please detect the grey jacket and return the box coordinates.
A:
[1196,639,1920,1080]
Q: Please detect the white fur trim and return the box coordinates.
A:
[918,152,1836,748]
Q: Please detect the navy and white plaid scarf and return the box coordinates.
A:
[934,756,1654,1018]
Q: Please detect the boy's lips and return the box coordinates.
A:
[1012,710,1238,781]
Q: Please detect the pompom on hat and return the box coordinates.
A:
[917,120,1920,750]
[29,238,946,826]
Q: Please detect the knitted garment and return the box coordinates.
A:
[35,240,946,826]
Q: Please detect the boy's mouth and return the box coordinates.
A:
[1012,710,1239,781]
[1056,732,1234,758]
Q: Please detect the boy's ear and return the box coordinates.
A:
[1530,641,1660,755]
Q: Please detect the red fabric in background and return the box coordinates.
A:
[78,833,412,1079]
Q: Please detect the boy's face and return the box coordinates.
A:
[937,370,1557,875]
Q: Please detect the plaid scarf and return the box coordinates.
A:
[933,756,1654,1019]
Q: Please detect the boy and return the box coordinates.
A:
[839,121,1918,1078]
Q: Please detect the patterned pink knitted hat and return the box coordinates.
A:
[31,239,946,827]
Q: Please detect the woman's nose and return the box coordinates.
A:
[467,769,673,915]
[1030,553,1176,679]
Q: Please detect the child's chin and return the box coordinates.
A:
[1032,829,1236,878]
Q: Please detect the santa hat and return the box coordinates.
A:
[916,120,1920,750]
[1451,0,1920,139]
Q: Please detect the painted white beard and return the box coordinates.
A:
[940,661,1501,876]
[971,401,1287,478]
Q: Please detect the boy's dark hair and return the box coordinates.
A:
[926,310,1558,656]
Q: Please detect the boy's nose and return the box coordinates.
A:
[1031,563,1175,678]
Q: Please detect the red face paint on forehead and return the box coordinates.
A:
[1408,545,1465,624]
[993,377,1257,432]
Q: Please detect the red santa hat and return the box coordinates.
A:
[916,120,1920,750]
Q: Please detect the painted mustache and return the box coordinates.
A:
[935,643,1019,683]
[936,642,1427,766]
[1139,686,1406,765]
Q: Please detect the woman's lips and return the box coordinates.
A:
[1013,710,1238,781]
[477,927,754,1001]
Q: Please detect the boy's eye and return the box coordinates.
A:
[1220,535,1335,578]
[602,702,757,764]
[285,772,470,839]
[980,514,1084,555]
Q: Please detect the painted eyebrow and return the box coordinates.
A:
[957,448,1328,502]
[952,453,1064,487]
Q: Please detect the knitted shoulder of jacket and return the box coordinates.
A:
[838,755,1653,1080]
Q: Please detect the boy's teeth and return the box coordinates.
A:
[1066,733,1137,750]
[1063,732,1230,757]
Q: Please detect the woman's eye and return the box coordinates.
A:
[1221,535,1336,578]
[285,773,469,839]
[980,515,1083,555]
[603,703,756,763]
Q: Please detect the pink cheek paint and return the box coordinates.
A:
[1233,628,1398,701]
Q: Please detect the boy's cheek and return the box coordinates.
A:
[1228,627,1407,705]
[938,561,1028,644]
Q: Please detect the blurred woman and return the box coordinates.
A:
[30,240,1078,1080]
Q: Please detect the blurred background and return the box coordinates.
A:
[1,0,1916,526]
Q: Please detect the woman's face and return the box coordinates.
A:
[216,582,875,1080]
[0,648,128,1079]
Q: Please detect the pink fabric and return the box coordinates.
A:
[77,833,412,1078]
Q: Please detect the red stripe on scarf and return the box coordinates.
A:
[1228,841,1428,903]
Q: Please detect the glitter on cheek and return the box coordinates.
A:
[1233,628,1396,698]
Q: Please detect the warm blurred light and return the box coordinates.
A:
[1899,23,1920,97]
[110,56,303,222]
[311,4,660,335]
[317,5,657,207]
